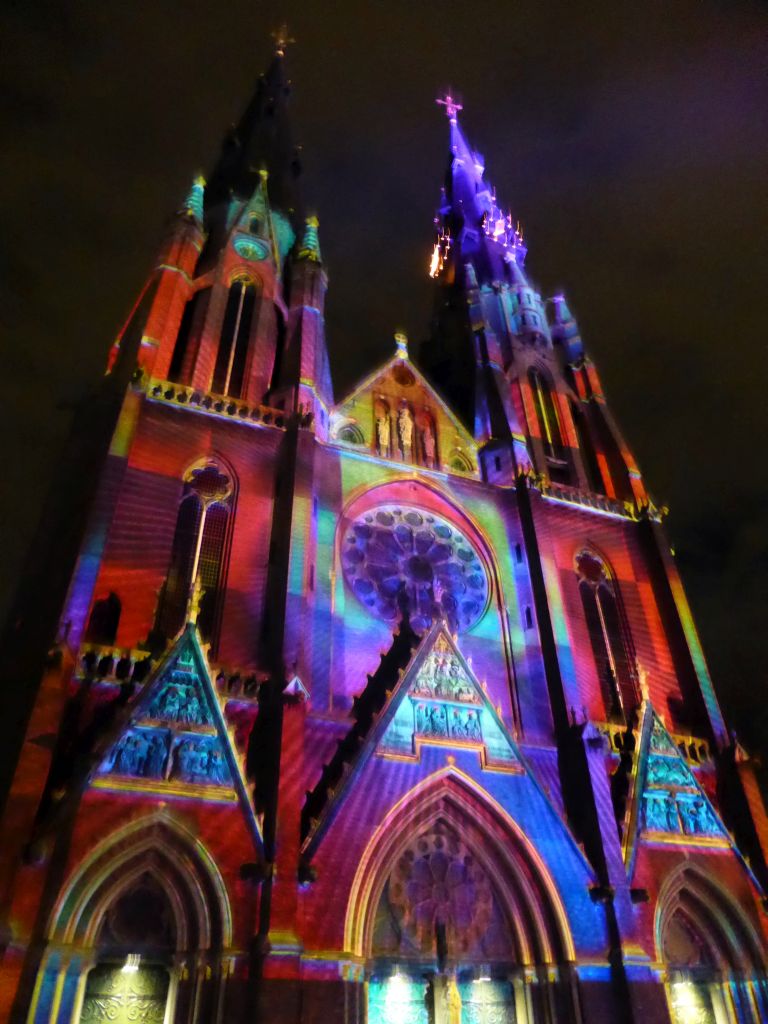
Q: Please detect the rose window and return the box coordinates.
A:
[341,505,489,633]
[387,828,493,955]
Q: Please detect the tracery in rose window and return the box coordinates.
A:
[341,505,489,633]
[371,823,512,960]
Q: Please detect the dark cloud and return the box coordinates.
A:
[1,1,766,759]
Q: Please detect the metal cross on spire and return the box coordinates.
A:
[271,23,295,55]
[437,92,463,122]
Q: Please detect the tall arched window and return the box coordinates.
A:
[168,286,211,384]
[85,592,121,645]
[570,399,604,494]
[528,368,564,458]
[156,462,233,647]
[576,549,637,722]
[212,279,257,397]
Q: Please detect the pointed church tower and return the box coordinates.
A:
[420,98,648,506]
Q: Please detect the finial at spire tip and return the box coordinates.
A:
[271,23,295,56]
[437,92,463,122]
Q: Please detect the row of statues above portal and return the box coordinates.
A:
[412,700,483,742]
[101,727,232,786]
[642,790,722,838]
[374,399,438,468]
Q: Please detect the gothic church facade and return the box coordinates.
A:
[1,40,767,1024]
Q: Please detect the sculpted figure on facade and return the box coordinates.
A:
[678,797,719,837]
[146,677,210,726]
[665,794,681,832]
[647,755,692,789]
[106,729,169,780]
[374,399,391,457]
[397,402,414,459]
[410,645,479,704]
[175,736,227,784]
[644,793,672,833]
[417,409,437,468]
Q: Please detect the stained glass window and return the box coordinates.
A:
[342,505,489,633]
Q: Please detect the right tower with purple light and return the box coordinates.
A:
[418,95,768,1022]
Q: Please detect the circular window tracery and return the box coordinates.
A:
[341,504,489,633]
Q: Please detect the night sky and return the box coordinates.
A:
[2,3,766,761]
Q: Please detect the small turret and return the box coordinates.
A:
[269,215,332,428]
[181,175,206,226]
[550,293,583,362]
[297,216,322,262]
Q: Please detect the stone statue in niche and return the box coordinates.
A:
[374,399,391,457]
[678,797,719,836]
[643,792,679,833]
[416,703,448,737]
[397,402,414,459]
[417,410,437,468]
[170,735,230,785]
[105,728,169,779]
[415,702,430,734]
[447,707,482,740]
[444,977,462,1024]
[664,794,681,831]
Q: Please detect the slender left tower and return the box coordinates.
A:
[0,38,331,1024]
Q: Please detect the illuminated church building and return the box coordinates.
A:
[3,39,768,1024]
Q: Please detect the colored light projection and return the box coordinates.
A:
[96,630,233,792]
[368,973,515,1024]
[79,964,170,1024]
[341,505,489,634]
[368,973,427,1024]
[640,717,725,841]
[372,823,512,959]
[330,342,479,477]
[379,625,518,768]
[668,980,717,1024]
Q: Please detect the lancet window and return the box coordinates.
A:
[528,368,564,459]
[212,278,257,397]
[168,286,211,385]
[85,592,121,645]
[575,549,637,722]
[570,399,604,494]
[156,461,233,648]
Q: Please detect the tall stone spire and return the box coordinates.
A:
[432,93,527,289]
[420,96,532,467]
[207,35,302,223]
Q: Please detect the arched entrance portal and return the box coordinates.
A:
[348,773,579,1024]
[658,866,768,1024]
[28,815,232,1024]
[77,874,175,1023]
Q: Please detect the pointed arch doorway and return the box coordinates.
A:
[28,815,233,1024]
[658,866,768,1024]
[349,774,580,1024]
[76,873,174,1024]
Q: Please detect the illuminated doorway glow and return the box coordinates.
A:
[79,963,170,1024]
